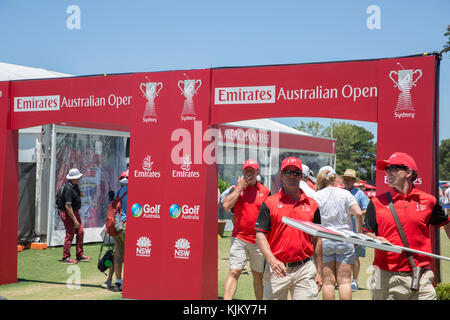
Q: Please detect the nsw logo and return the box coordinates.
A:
[136,236,152,257]
[174,238,191,259]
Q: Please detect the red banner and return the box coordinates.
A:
[212,61,379,124]
[123,70,217,299]
[376,56,436,195]
[0,55,440,297]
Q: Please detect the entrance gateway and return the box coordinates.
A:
[0,54,441,299]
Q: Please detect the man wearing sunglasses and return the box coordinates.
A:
[362,152,450,300]
[255,157,323,300]
[222,159,270,300]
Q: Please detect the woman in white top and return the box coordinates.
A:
[313,167,363,300]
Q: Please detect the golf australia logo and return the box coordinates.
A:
[140,76,162,123]
[136,236,152,257]
[131,203,143,218]
[178,76,201,121]
[169,204,200,220]
[131,203,161,219]
[174,238,191,259]
[389,64,422,119]
[134,155,161,178]
[172,154,200,178]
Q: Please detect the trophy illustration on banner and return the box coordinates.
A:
[140,76,163,123]
[178,75,201,121]
[389,63,422,113]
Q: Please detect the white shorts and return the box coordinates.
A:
[229,237,265,273]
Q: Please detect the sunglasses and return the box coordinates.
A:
[385,165,408,172]
[282,170,302,177]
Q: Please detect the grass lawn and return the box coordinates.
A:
[0,229,449,300]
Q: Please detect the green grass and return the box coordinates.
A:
[1,229,449,300]
[218,229,450,300]
[0,244,122,300]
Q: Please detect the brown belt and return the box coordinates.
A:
[284,257,311,268]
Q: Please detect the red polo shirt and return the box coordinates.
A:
[362,187,449,272]
[255,189,321,263]
[232,182,270,244]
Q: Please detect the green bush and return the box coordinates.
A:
[218,176,231,194]
[436,282,450,300]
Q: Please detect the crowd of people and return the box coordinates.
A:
[220,152,450,300]
[57,151,450,300]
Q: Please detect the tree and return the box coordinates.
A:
[441,25,450,55]
[293,120,327,136]
[439,139,450,180]
[292,120,377,181]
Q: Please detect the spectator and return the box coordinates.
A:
[60,168,91,264]
[300,164,316,198]
[255,157,323,300]
[112,170,128,291]
[314,166,363,300]
[342,168,369,291]
[221,160,270,300]
[444,184,450,214]
[363,152,450,300]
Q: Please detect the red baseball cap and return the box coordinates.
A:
[281,157,302,172]
[376,152,418,171]
[243,159,259,171]
[119,170,129,180]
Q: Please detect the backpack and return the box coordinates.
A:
[105,187,128,237]
[55,186,65,211]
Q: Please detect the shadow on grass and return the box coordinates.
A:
[17,278,103,289]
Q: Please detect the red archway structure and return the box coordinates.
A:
[0,54,441,299]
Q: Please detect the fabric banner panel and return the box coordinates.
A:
[376,55,436,195]
[18,162,37,244]
[123,69,217,299]
[0,81,19,285]
[212,61,378,124]
[49,132,126,246]
[10,74,135,130]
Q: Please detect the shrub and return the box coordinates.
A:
[218,176,231,194]
[436,282,450,300]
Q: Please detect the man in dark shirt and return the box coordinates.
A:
[60,168,91,264]
[255,157,323,300]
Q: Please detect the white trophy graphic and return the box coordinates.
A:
[140,76,163,123]
[178,75,201,121]
[389,63,422,113]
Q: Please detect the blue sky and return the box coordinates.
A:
[1,0,449,142]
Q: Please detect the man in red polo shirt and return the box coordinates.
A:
[255,157,323,300]
[222,159,270,300]
[362,152,450,300]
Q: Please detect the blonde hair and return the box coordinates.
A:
[316,170,336,191]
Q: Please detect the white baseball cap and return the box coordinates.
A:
[66,168,83,180]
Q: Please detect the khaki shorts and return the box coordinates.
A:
[263,259,318,300]
[369,267,436,300]
[113,223,126,264]
[229,237,264,273]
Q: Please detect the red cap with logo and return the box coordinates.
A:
[281,157,303,171]
[243,159,259,171]
[376,152,418,171]
[119,170,129,180]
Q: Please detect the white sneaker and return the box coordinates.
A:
[351,280,359,291]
